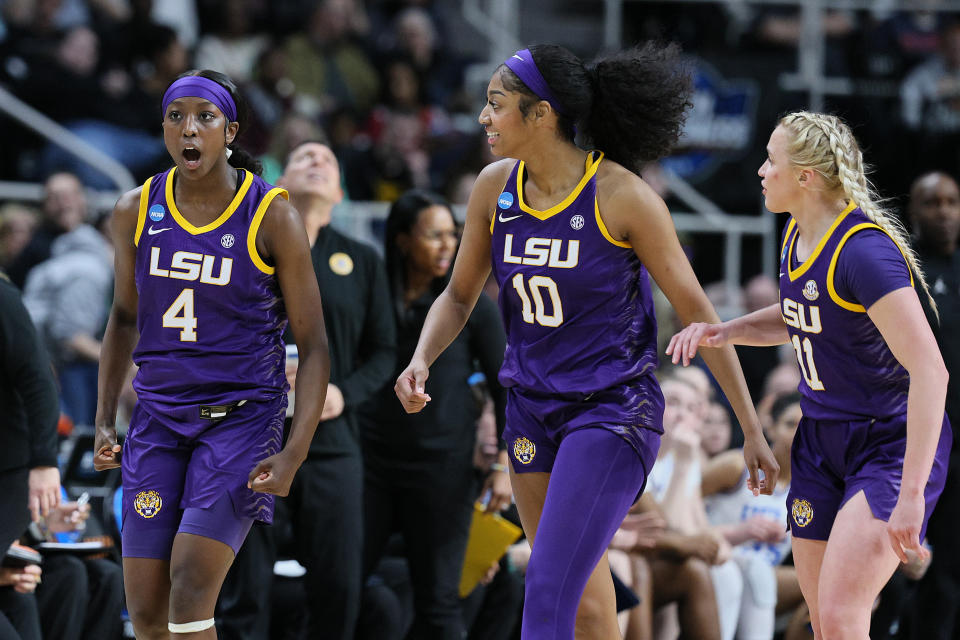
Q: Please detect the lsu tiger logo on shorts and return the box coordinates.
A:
[134,490,163,519]
[791,498,813,528]
[513,437,536,464]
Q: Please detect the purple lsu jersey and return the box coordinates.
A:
[131,167,289,426]
[779,202,912,420]
[490,151,659,398]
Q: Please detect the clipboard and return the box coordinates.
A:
[459,504,523,598]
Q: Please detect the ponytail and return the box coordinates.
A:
[498,42,692,175]
[585,43,693,173]
[780,111,937,316]
[227,145,263,176]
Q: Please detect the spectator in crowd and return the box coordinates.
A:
[908,170,960,640]
[219,140,396,640]
[365,57,454,197]
[6,172,87,289]
[284,0,379,118]
[703,392,803,640]
[647,371,738,640]
[0,204,38,272]
[23,216,112,426]
[33,497,124,640]
[900,21,960,169]
[241,45,296,158]
[359,189,509,638]
[700,401,733,459]
[607,492,722,640]
[193,0,267,84]
[0,268,60,639]
[378,7,466,108]
[0,558,42,640]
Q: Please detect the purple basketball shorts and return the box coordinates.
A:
[120,395,286,558]
[502,382,662,490]
[786,412,952,541]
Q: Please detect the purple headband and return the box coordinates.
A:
[161,76,237,122]
[503,48,566,116]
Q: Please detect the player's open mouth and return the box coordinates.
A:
[183,148,201,168]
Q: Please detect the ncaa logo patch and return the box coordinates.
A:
[802,280,819,301]
[497,192,514,209]
[570,215,585,230]
[221,233,235,248]
[148,204,165,222]
[791,498,813,528]
[134,490,163,519]
[513,437,536,464]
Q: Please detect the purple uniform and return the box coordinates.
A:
[122,167,289,558]
[779,202,951,539]
[490,152,662,475]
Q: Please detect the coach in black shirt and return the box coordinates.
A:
[218,143,396,640]
[0,271,60,640]
[0,271,61,546]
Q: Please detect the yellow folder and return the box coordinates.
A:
[459,504,524,597]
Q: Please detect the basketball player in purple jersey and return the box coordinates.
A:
[93,70,330,639]
[669,111,952,640]
[394,44,779,639]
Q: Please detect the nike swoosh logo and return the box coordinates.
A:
[512,54,524,61]
[498,213,522,222]
[148,226,172,235]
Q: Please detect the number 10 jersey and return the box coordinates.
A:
[489,152,659,399]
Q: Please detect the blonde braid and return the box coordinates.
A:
[780,111,938,316]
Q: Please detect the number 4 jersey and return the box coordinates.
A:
[779,202,913,421]
[131,167,289,418]
[490,151,659,397]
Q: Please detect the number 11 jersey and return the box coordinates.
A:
[779,202,913,421]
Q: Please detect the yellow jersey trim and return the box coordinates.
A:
[787,201,857,282]
[595,199,631,248]
[133,176,153,247]
[780,218,796,256]
[165,167,253,235]
[516,151,603,220]
[826,222,914,313]
[247,187,289,275]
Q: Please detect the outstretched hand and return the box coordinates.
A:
[666,322,730,366]
[395,360,431,414]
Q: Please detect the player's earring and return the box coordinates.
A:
[225,147,233,159]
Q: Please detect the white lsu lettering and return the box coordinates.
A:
[503,234,579,268]
[148,247,233,286]
[781,298,822,334]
